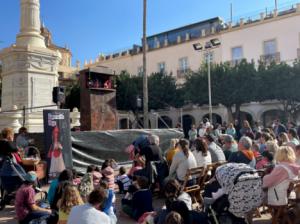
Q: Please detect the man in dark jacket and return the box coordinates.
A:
[228,136,256,168]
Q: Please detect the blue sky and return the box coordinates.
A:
[0,0,299,64]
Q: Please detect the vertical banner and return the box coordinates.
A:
[43,109,72,178]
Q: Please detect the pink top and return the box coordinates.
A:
[15,184,35,221]
[102,166,115,190]
[128,165,143,177]
[256,158,269,170]
[263,162,300,188]
[92,171,102,187]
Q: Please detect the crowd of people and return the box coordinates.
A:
[1,118,300,223]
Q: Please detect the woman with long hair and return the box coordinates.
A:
[192,139,212,167]
[168,139,197,184]
[57,185,83,224]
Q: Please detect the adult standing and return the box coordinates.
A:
[135,135,166,187]
[204,134,225,163]
[239,120,254,138]
[16,127,30,151]
[225,123,236,139]
[188,125,197,146]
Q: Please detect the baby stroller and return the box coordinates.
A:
[0,157,27,210]
[204,163,264,224]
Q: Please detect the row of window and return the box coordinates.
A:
[137,37,300,76]
[232,39,277,61]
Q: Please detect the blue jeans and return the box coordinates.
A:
[20,210,58,224]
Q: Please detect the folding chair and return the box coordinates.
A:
[182,166,205,209]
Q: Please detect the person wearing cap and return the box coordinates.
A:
[222,135,238,161]
[15,171,57,224]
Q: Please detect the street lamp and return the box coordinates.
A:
[193,38,221,123]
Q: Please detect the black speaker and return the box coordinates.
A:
[52,86,65,104]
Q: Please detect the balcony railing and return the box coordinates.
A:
[177,68,191,79]
[260,52,281,64]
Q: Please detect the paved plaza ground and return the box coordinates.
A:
[0,193,272,224]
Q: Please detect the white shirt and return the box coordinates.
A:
[169,151,197,181]
[67,204,110,224]
[198,128,207,137]
[192,150,212,167]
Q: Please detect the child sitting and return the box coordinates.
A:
[128,160,143,179]
[100,181,117,224]
[121,176,153,221]
[256,150,274,170]
[116,166,131,194]
[101,159,116,190]
[92,166,102,188]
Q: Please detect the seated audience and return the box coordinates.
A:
[263,146,300,206]
[168,139,197,184]
[288,128,300,149]
[278,132,289,146]
[92,166,102,188]
[57,184,83,224]
[192,138,212,167]
[15,171,58,224]
[100,181,117,224]
[67,188,111,224]
[165,211,184,224]
[128,160,143,179]
[222,135,238,161]
[48,169,73,208]
[165,138,179,166]
[101,159,115,190]
[116,166,131,194]
[0,128,18,163]
[256,150,274,170]
[228,136,256,168]
[296,145,300,165]
[204,134,226,163]
[121,176,153,221]
[79,166,94,202]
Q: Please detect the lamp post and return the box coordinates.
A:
[142,0,149,129]
[193,38,221,123]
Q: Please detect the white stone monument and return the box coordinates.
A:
[0,0,61,132]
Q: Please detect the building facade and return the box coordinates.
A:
[41,25,78,86]
[86,4,300,129]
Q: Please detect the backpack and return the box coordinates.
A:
[78,173,94,198]
[216,163,263,218]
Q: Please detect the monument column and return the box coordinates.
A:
[17,0,45,47]
[0,0,61,132]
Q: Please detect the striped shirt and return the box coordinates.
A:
[116,174,131,191]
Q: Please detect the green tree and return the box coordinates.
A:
[116,70,142,111]
[148,72,183,109]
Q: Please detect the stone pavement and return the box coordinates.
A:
[0,194,272,224]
